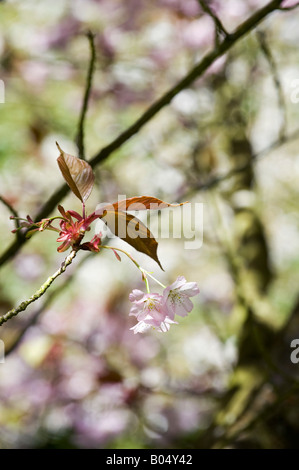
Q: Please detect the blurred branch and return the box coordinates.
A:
[210,192,299,385]
[75,30,96,160]
[197,0,230,45]
[250,315,299,384]
[257,30,287,141]
[0,250,77,327]
[194,127,299,192]
[219,383,299,447]
[0,0,285,268]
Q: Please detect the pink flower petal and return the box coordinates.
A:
[130,321,151,334]
[171,296,194,317]
[177,282,200,296]
[129,289,145,302]
[168,276,187,290]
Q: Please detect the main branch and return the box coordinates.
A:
[0,250,77,326]
[0,0,284,268]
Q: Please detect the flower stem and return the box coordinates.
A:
[102,244,150,290]
[141,269,166,289]
[143,274,151,294]
[101,245,166,291]
[101,245,141,270]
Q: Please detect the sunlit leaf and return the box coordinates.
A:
[101,210,163,270]
[112,196,188,212]
[56,142,94,203]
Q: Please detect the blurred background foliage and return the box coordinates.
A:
[1,0,299,449]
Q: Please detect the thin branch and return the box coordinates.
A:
[257,30,287,141]
[76,31,96,160]
[0,195,21,241]
[198,0,230,45]
[0,195,19,219]
[5,252,92,356]
[0,250,77,327]
[0,0,285,268]
[4,277,68,356]
[89,0,284,171]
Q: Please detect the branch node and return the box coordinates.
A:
[198,0,229,46]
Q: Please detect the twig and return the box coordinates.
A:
[0,250,77,326]
[0,195,21,241]
[0,195,19,227]
[257,30,287,141]
[198,0,230,45]
[5,252,92,356]
[0,195,19,219]
[0,0,285,268]
[76,31,96,160]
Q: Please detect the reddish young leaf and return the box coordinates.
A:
[56,142,95,203]
[101,209,163,270]
[57,204,71,221]
[112,249,121,262]
[111,196,188,212]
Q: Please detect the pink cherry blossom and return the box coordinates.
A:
[129,277,199,334]
[129,291,176,333]
[129,291,165,321]
[130,320,152,334]
[130,316,177,335]
[163,276,199,318]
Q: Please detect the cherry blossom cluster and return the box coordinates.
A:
[129,276,199,334]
